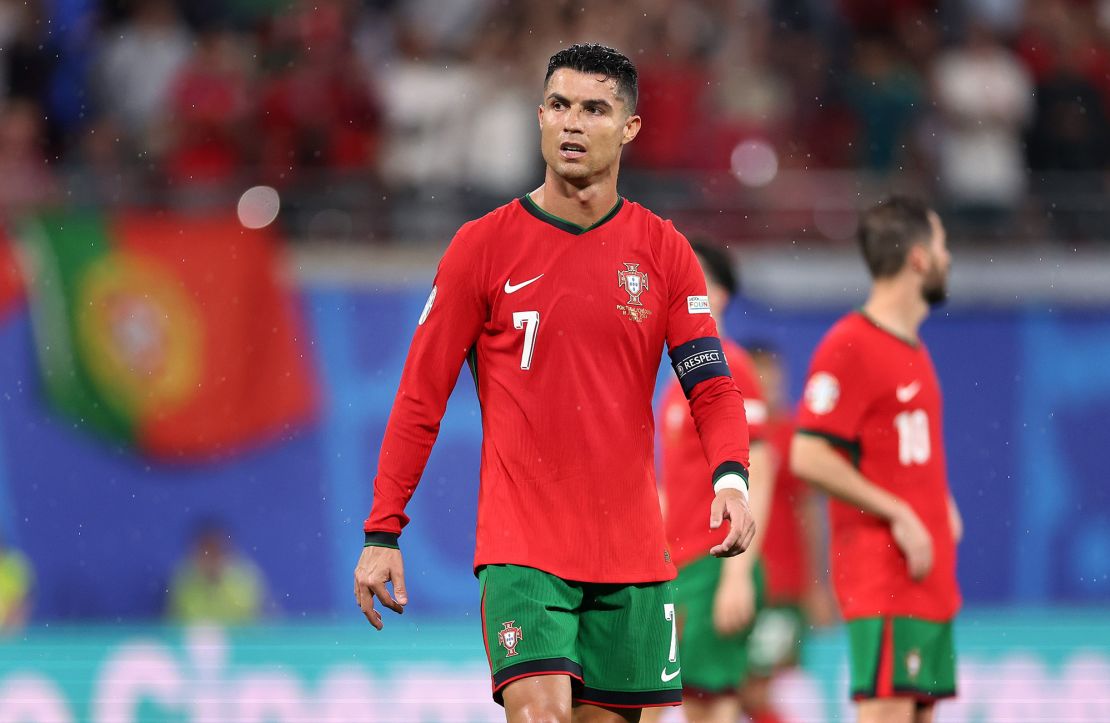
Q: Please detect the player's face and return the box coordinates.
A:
[538,68,640,185]
[921,211,951,307]
[752,354,786,412]
[696,257,731,320]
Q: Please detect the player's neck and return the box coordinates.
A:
[531,169,620,229]
[863,280,929,344]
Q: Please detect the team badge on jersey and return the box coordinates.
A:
[498,621,523,657]
[618,263,649,305]
[804,372,840,415]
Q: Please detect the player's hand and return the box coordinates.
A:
[890,506,934,581]
[713,565,756,635]
[354,545,407,630]
[709,488,755,557]
[948,497,964,544]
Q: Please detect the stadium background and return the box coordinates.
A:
[0,0,1108,720]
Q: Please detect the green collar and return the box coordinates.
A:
[520,193,623,235]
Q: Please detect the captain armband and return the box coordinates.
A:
[669,336,732,397]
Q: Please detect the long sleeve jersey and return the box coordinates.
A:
[365,195,749,582]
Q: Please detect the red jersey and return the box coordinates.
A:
[760,415,810,603]
[365,196,749,583]
[796,311,960,621]
[660,341,765,569]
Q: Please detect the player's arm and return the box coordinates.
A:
[947,493,963,544]
[800,486,837,627]
[789,433,933,580]
[714,439,773,633]
[663,229,753,557]
[355,227,488,629]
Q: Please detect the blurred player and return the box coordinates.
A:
[740,344,836,723]
[791,197,962,723]
[355,44,755,723]
[653,241,775,723]
[0,533,32,632]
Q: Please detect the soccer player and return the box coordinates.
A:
[354,44,756,723]
[741,344,836,723]
[790,197,962,723]
[655,241,775,723]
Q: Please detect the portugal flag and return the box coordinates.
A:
[0,230,24,320]
[19,212,317,459]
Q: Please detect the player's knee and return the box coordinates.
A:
[856,697,915,723]
[510,699,572,723]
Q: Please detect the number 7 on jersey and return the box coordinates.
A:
[513,311,540,370]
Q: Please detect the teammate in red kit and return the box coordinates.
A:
[354,44,756,723]
[791,197,962,723]
[654,241,775,723]
[740,344,836,723]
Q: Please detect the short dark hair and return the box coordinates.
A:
[744,339,780,361]
[545,43,638,113]
[690,238,738,297]
[857,196,935,279]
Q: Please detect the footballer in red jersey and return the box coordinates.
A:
[740,345,836,723]
[792,197,962,723]
[656,241,775,723]
[354,44,756,721]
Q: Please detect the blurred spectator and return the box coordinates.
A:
[0,1,53,109]
[627,12,714,170]
[376,26,478,187]
[843,37,923,172]
[1025,55,1110,241]
[933,22,1033,236]
[457,12,540,199]
[61,118,136,208]
[0,99,57,213]
[706,4,795,168]
[167,520,269,625]
[97,0,191,148]
[0,534,32,632]
[162,29,253,187]
[257,2,381,185]
[837,0,938,34]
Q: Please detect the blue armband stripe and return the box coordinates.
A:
[669,336,731,397]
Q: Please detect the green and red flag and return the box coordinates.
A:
[0,229,24,320]
[19,211,317,459]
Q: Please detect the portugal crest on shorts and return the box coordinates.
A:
[618,263,649,306]
[498,621,523,657]
[905,648,922,680]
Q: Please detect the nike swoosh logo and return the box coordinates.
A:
[660,667,681,683]
[504,274,544,294]
[896,381,922,403]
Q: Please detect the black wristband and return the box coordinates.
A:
[711,461,749,489]
[364,531,400,549]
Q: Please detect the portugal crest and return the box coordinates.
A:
[498,621,523,657]
[618,263,649,306]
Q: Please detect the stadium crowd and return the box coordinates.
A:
[0,0,1108,241]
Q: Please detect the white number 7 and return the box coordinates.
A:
[664,603,677,663]
[513,311,540,370]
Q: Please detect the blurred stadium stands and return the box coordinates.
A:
[1,0,1109,720]
[1,0,1109,243]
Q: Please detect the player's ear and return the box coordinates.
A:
[537,104,545,130]
[907,243,930,275]
[622,113,641,145]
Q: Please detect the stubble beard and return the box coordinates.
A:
[922,268,948,307]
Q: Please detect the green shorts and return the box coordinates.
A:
[672,555,766,696]
[747,603,806,675]
[847,616,957,702]
[479,564,682,709]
